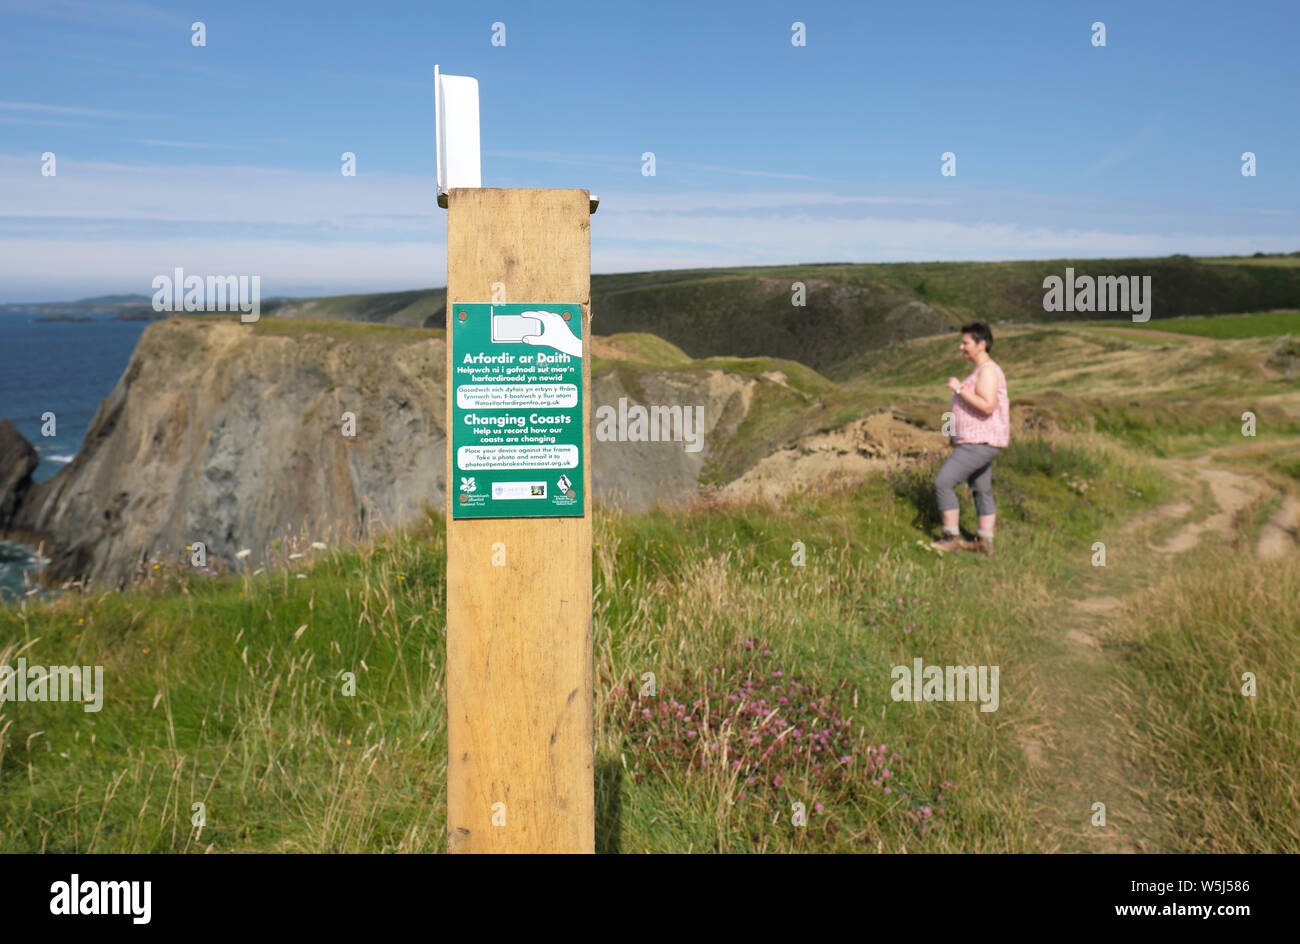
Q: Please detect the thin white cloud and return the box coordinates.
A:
[0,100,168,120]
[485,150,630,171]
[1084,125,1161,177]
[0,155,433,228]
[668,160,843,183]
[602,190,953,212]
[0,238,443,301]
[129,139,257,151]
[0,116,97,128]
[0,154,1294,301]
[485,149,847,183]
[0,225,1290,303]
[9,0,181,26]
[306,69,429,89]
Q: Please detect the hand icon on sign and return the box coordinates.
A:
[520,310,582,358]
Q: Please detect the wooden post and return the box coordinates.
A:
[445,188,594,853]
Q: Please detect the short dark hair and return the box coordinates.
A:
[960,321,993,353]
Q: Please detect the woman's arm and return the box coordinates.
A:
[960,364,998,414]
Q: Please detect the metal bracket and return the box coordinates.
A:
[439,191,598,214]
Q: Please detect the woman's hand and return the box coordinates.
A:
[946,376,963,393]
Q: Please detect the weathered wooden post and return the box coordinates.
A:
[438,67,596,853]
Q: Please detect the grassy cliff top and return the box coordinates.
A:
[253,254,1300,377]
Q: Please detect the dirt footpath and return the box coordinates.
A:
[1081,325,1215,343]
[1021,445,1298,852]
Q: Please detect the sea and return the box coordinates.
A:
[0,313,149,599]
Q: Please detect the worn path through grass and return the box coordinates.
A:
[1012,442,1296,852]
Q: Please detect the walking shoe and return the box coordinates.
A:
[930,532,971,553]
[974,535,995,557]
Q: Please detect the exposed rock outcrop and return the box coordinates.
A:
[0,418,39,526]
[592,367,754,511]
[7,319,447,589]
[719,411,949,504]
[3,315,1006,589]
[0,318,796,589]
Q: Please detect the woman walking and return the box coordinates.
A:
[931,322,1010,557]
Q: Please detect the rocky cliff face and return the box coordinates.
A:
[0,418,39,524]
[0,318,813,590]
[3,319,447,588]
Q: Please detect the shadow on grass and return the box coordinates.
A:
[886,450,947,535]
[595,754,623,854]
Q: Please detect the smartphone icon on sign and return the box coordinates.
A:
[492,312,542,343]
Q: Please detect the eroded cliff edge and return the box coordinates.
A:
[4,317,931,589]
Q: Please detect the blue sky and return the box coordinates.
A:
[0,0,1296,302]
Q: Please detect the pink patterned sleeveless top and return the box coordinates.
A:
[952,360,1010,448]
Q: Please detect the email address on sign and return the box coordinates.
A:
[458,445,579,470]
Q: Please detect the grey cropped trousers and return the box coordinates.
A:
[935,443,1002,517]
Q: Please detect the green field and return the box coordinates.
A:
[1200,252,1300,268]
[3,433,1295,852]
[254,254,1300,377]
[1079,310,1300,339]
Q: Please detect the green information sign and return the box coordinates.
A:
[451,303,585,519]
